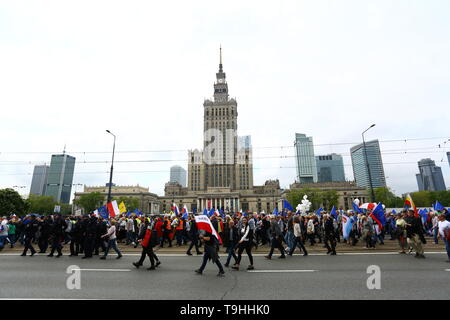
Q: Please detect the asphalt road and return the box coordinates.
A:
[1,251,449,300]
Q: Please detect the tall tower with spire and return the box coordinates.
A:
[188,48,253,192]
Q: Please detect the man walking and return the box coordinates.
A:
[265,215,286,259]
[405,209,425,259]
[195,230,225,277]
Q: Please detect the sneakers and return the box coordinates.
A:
[186,252,193,256]
[155,261,161,267]
[147,266,156,270]
[247,265,254,270]
[278,255,286,259]
[116,254,122,259]
[132,262,141,268]
[217,271,225,277]
[47,254,54,257]
[195,269,203,275]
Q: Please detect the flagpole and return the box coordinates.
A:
[106,130,116,204]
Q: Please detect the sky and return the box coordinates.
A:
[0,0,449,199]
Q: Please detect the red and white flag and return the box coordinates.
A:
[194,215,222,244]
[107,200,120,218]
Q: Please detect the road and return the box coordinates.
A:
[1,251,449,300]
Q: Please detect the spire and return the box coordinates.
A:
[219,45,223,72]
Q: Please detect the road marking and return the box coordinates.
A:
[445,269,450,272]
[73,269,131,272]
[248,269,317,273]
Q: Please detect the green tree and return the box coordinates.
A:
[410,191,432,207]
[74,192,105,214]
[0,188,29,216]
[113,196,140,212]
[27,194,56,215]
[322,190,339,209]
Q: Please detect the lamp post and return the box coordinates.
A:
[362,124,376,203]
[106,130,116,204]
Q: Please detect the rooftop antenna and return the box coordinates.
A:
[63,144,66,155]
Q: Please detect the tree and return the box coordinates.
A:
[112,196,140,212]
[322,190,339,209]
[286,188,339,211]
[0,188,29,216]
[74,192,105,214]
[28,194,56,215]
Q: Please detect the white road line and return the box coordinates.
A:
[74,269,131,272]
[248,270,317,273]
[445,269,450,272]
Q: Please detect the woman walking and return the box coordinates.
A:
[232,217,254,271]
[100,219,122,260]
[133,219,160,270]
[288,216,308,256]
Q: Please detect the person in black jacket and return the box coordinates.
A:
[405,209,425,258]
[195,230,225,277]
[323,214,337,255]
[37,216,51,253]
[186,216,202,255]
[94,217,107,255]
[21,215,38,256]
[69,217,82,256]
[48,214,67,257]
[223,220,239,267]
[265,216,286,259]
[82,215,97,259]
[133,219,161,270]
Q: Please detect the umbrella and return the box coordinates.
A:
[359,203,377,210]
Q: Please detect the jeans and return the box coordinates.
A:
[444,239,450,260]
[284,231,294,249]
[289,236,308,255]
[434,228,439,244]
[0,235,7,249]
[126,231,135,245]
[104,239,122,257]
[8,234,16,247]
[225,246,237,265]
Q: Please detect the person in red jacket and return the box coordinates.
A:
[133,219,160,270]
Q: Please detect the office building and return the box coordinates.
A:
[350,140,386,188]
[29,165,49,196]
[45,154,76,203]
[316,153,345,183]
[170,165,187,188]
[294,133,317,183]
[416,158,446,191]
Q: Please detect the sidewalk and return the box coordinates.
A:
[2,238,445,254]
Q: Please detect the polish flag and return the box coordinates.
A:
[194,215,222,244]
[107,200,120,218]
[172,203,180,215]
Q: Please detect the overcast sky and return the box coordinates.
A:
[1,0,449,199]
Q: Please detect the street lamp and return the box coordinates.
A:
[106,130,116,203]
[362,124,376,203]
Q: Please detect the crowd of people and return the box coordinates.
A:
[1,206,449,277]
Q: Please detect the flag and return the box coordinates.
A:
[208,208,215,217]
[434,201,444,211]
[342,214,354,240]
[107,200,120,218]
[315,208,323,218]
[419,209,428,225]
[273,207,279,216]
[133,208,142,217]
[118,201,127,214]
[352,201,363,214]
[182,205,189,219]
[330,206,337,220]
[98,205,109,220]
[282,200,294,211]
[202,208,208,216]
[372,202,386,226]
[194,215,222,244]
[172,203,180,215]
[93,210,99,217]
[391,209,397,215]
[404,193,418,217]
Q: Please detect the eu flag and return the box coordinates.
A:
[282,200,294,212]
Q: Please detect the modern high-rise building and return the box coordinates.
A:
[315,153,345,183]
[45,154,76,203]
[170,165,187,187]
[294,133,317,183]
[415,158,446,191]
[447,152,450,169]
[29,165,49,196]
[238,135,252,150]
[350,140,386,188]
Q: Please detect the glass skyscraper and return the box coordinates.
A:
[294,133,317,183]
[30,165,49,196]
[316,153,345,183]
[350,140,386,188]
[416,158,446,191]
[45,154,76,203]
[170,165,187,188]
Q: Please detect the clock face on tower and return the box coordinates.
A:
[218,78,224,83]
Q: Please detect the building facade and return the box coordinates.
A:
[416,158,446,191]
[74,185,161,214]
[294,133,317,183]
[29,165,49,196]
[45,154,76,203]
[170,165,187,188]
[350,140,386,188]
[315,153,345,183]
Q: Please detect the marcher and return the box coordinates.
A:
[288,216,308,256]
[195,230,225,277]
[437,213,450,262]
[323,214,337,255]
[133,219,160,270]
[232,217,254,270]
[265,215,286,259]
[405,209,425,259]
[222,219,239,267]
[21,215,38,256]
[100,219,122,259]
